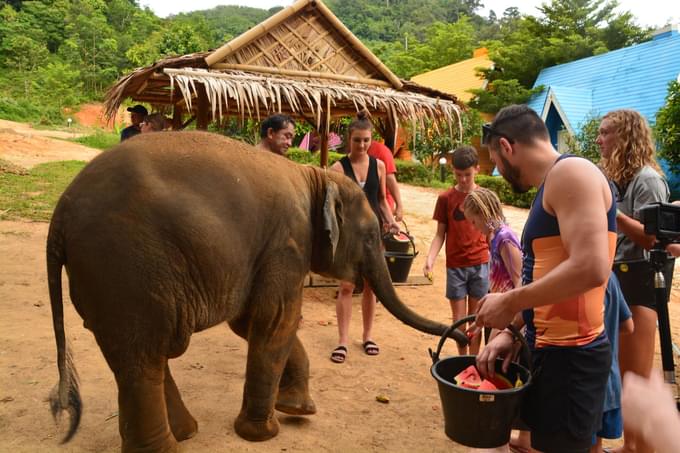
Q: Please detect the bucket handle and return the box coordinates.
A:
[428,314,531,373]
[383,220,418,256]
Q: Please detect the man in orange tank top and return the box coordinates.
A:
[475,105,616,453]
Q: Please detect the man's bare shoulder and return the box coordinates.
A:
[548,156,607,188]
[544,156,610,210]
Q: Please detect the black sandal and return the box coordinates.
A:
[330,346,347,363]
[363,340,379,356]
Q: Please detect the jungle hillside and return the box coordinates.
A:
[0,0,663,125]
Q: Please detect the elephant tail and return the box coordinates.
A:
[47,222,82,443]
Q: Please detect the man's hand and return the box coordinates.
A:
[476,331,514,379]
[394,204,403,223]
[475,292,516,330]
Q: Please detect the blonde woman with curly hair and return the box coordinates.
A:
[597,109,673,453]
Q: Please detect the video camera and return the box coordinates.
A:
[639,202,680,242]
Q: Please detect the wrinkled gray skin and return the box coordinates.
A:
[47,131,464,452]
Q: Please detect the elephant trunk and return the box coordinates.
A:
[363,251,467,346]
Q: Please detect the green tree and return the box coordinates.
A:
[381,16,476,78]
[157,21,208,57]
[468,79,543,113]
[63,0,119,94]
[471,0,648,113]
[656,81,680,172]
[411,108,483,167]
[565,114,603,163]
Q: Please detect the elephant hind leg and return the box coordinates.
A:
[164,363,198,442]
[276,335,316,416]
[113,360,178,453]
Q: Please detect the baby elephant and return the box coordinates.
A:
[47,131,460,452]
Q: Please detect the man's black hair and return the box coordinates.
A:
[452,145,479,170]
[488,104,549,148]
[260,114,295,138]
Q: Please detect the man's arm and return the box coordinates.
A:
[377,160,399,233]
[385,173,403,222]
[508,158,611,311]
[476,159,611,328]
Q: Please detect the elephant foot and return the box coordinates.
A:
[275,386,317,415]
[234,411,280,441]
[169,414,198,442]
[122,432,178,453]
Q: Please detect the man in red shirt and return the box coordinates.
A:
[368,141,403,221]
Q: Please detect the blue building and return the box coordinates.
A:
[526,24,680,191]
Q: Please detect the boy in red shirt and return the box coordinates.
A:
[423,146,489,355]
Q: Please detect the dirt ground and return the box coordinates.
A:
[1,128,680,452]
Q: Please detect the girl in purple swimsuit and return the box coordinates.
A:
[463,188,522,292]
[463,187,530,453]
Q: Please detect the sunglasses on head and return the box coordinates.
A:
[481,123,515,146]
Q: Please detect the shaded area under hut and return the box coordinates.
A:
[104,0,464,166]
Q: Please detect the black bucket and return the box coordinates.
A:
[385,251,417,282]
[384,230,418,283]
[383,220,415,254]
[429,315,532,448]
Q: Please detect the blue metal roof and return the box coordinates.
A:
[527,29,680,133]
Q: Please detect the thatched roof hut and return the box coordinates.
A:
[104,0,463,166]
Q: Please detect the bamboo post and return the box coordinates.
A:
[172,103,183,130]
[320,94,331,168]
[384,117,396,153]
[196,84,210,130]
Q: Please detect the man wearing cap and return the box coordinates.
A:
[121,105,148,141]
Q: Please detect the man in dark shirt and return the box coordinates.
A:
[120,105,148,141]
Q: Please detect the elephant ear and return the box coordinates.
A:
[322,180,343,259]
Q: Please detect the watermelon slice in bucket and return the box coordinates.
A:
[454,365,515,391]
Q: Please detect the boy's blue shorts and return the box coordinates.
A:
[446,264,489,300]
[592,408,623,443]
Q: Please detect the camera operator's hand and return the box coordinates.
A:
[622,371,680,451]
[665,202,680,256]
[666,243,680,257]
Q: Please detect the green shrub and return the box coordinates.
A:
[286,147,345,166]
[0,96,63,124]
[71,130,120,150]
[396,159,535,208]
[476,174,536,209]
[395,159,433,184]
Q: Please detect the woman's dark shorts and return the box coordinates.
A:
[614,259,674,310]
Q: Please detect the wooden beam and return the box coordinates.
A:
[319,94,331,168]
[196,85,210,130]
[305,273,432,287]
[211,63,392,87]
[172,103,183,130]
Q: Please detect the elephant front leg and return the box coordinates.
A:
[276,335,316,416]
[234,287,305,441]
